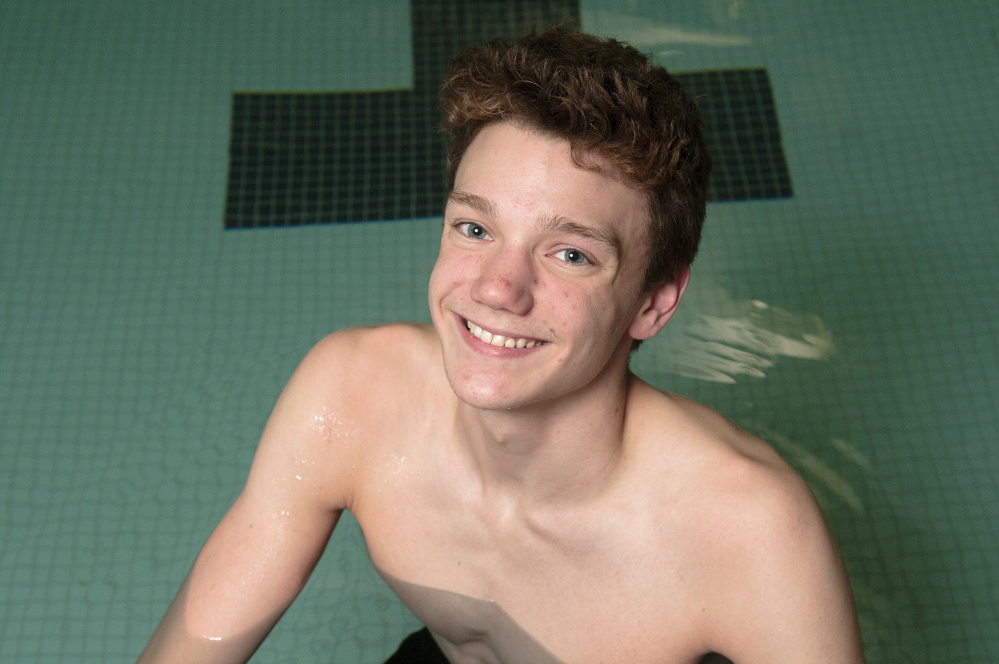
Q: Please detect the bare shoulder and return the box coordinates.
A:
[255,323,443,506]
[627,380,864,660]
[305,322,439,379]
[290,322,444,448]
[628,378,799,496]
[632,379,831,564]
[291,323,437,404]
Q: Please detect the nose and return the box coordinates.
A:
[470,245,535,316]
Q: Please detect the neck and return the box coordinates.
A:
[452,369,635,504]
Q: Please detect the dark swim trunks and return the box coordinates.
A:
[383,628,450,664]
[381,627,735,663]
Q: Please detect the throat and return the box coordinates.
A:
[453,391,629,503]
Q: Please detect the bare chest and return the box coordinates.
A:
[359,483,709,664]
[371,554,709,664]
[349,394,714,661]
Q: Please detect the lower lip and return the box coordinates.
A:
[457,316,544,357]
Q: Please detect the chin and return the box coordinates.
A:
[447,375,517,410]
[442,364,539,411]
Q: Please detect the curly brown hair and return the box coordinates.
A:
[439,26,711,292]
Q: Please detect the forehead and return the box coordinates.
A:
[451,122,650,250]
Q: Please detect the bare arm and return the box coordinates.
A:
[137,333,363,663]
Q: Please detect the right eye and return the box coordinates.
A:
[458,222,489,239]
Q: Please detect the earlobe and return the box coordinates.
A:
[628,268,690,341]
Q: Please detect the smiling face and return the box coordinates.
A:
[428,121,685,412]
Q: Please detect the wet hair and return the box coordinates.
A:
[439,26,711,292]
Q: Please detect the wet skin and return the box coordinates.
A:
[136,122,866,664]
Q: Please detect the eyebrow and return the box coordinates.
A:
[539,215,622,260]
[447,190,496,218]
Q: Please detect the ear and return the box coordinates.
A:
[628,268,690,341]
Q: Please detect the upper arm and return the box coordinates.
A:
[138,331,367,662]
[707,471,866,664]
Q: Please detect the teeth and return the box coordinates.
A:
[466,320,542,349]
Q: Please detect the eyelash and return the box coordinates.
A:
[454,221,594,266]
[456,221,489,239]
[553,248,590,265]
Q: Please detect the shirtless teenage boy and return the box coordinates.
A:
[137,28,866,664]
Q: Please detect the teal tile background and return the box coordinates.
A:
[1,1,997,662]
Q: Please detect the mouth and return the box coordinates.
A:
[464,318,546,349]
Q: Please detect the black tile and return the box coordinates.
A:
[224,1,791,230]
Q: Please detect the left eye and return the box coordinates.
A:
[554,248,588,264]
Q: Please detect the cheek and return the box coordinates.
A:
[429,250,471,294]
[548,293,599,335]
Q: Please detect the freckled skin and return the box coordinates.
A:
[427,123,658,413]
